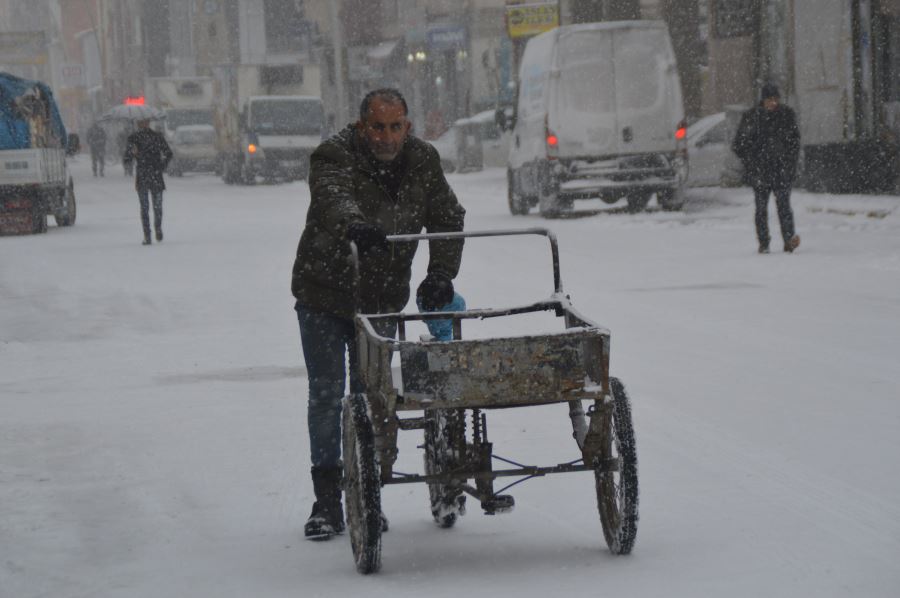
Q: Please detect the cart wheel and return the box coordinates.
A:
[594,377,639,555]
[423,409,466,528]
[342,393,382,574]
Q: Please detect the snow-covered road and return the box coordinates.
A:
[2,157,899,597]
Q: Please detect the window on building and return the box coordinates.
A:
[264,0,307,53]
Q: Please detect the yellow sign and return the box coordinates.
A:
[506,3,559,39]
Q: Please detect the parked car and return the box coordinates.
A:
[507,21,687,216]
[429,109,512,174]
[686,112,726,187]
[430,126,458,173]
[685,111,745,187]
[169,124,218,176]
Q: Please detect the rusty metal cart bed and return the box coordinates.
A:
[343,228,638,574]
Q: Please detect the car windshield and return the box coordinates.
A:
[176,129,215,145]
[249,100,324,135]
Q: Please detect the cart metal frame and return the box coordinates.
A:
[342,228,638,574]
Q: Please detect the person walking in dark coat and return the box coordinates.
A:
[291,88,466,540]
[732,84,802,253]
[86,122,106,177]
[117,127,133,176]
[124,119,173,245]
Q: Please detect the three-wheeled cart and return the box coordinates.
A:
[343,228,638,574]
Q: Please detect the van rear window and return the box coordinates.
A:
[556,28,668,113]
[613,29,667,111]
[557,32,615,114]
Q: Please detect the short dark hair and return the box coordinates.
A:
[761,83,780,100]
[359,88,408,121]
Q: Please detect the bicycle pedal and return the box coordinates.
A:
[481,494,515,515]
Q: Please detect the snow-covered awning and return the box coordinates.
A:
[367,39,402,62]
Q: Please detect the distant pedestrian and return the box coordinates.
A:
[86,121,106,177]
[124,119,173,245]
[118,127,133,176]
[732,84,802,253]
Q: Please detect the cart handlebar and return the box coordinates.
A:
[350,228,562,313]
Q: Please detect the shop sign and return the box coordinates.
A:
[506,3,559,39]
[0,32,47,65]
[427,26,467,51]
[59,64,85,88]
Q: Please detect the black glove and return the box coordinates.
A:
[346,222,388,254]
[417,271,454,311]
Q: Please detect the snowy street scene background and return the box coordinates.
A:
[3,0,900,596]
[3,160,899,597]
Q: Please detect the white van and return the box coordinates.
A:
[507,21,687,216]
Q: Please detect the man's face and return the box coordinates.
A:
[763,97,779,111]
[357,97,410,162]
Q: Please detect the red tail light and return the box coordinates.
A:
[546,134,558,146]
[675,119,687,140]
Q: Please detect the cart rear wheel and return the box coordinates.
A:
[423,409,466,528]
[342,393,382,574]
[594,377,639,554]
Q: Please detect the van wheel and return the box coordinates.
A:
[538,177,570,218]
[657,187,684,211]
[626,191,652,213]
[507,169,530,215]
[222,158,238,184]
[240,160,256,185]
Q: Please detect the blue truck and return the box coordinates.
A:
[0,72,77,235]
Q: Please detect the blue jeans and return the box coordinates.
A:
[296,303,395,468]
[137,188,163,236]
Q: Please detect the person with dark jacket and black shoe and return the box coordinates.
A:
[124,119,173,245]
[86,121,106,177]
[732,84,802,254]
[291,88,466,540]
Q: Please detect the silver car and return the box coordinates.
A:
[169,125,218,176]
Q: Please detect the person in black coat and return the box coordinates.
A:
[124,119,173,245]
[732,84,802,253]
[86,122,106,177]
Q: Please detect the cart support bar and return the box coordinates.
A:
[384,228,562,294]
[385,459,618,485]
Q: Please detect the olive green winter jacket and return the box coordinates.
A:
[291,125,465,319]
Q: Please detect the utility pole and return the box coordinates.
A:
[329,1,345,125]
[661,0,703,118]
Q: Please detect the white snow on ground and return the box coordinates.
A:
[2,157,900,597]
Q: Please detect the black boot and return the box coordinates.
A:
[304,465,345,540]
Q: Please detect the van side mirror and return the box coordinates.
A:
[65,133,80,156]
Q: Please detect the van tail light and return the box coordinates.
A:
[675,119,687,141]
[545,115,559,160]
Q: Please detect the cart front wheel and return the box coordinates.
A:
[594,377,639,554]
[343,393,382,574]
[424,409,466,528]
